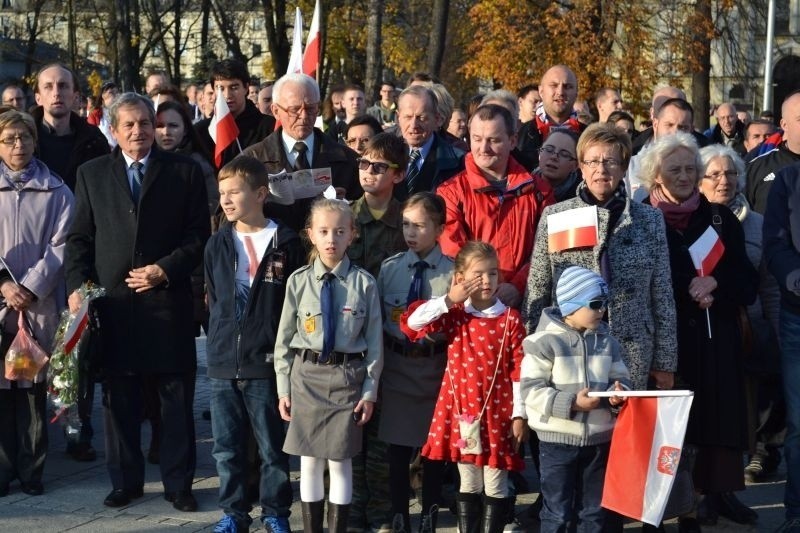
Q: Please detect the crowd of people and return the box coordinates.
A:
[0,57,798,533]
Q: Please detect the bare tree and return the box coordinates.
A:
[692,0,712,130]
[365,0,383,103]
[427,0,448,79]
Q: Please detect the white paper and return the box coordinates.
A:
[268,167,333,205]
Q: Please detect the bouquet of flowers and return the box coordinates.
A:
[48,282,105,420]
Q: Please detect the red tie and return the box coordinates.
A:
[244,236,259,279]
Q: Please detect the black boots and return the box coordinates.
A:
[327,502,350,533]
[481,496,510,533]
[456,492,483,533]
[301,500,324,533]
[419,503,439,533]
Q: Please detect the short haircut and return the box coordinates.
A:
[210,59,250,86]
[272,73,320,107]
[745,118,776,138]
[429,83,455,124]
[517,84,538,99]
[397,85,437,115]
[403,191,446,227]
[343,84,364,94]
[34,63,80,93]
[109,92,154,129]
[576,122,633,170]
[594,87,617,105]
[454,241,498,275]
[656,97,694,119]
[606,110,635,125]
[638,132,701,192]
[481,89,519,121]
[546,127,579,146]
[0,109,37,143]
[362,131,409,170]
[344,114,382,139]
[218,155,269,189]
[329,84,345,96]
[409,72,437,84]
[699,143,746,191]
[470,104,515,137]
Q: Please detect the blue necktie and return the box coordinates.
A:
[406,149,421,193]
[130,161,143,203]
[407,260,430,306]
[320,272,336,363]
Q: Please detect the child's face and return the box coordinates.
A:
[307,209,355,268]
[358,152,403,196]
[402,204,443,257]
[218,176,267,223]
[564,303,605,331]
[455,257,499,306]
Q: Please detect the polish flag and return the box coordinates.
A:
[63,300,90,354]
[600,392,694,526]
[547,206,599,252]
[208,86,240,169]
[303,0,321,78]
[286,7,304,74]
[689,226,725,276]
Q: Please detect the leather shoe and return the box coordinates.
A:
[717,491,758,524]
[165,490,197,512]
[21,481,44,496]
[104,489,131,507]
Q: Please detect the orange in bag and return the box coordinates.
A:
[4,313,49,381]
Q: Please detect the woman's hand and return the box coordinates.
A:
[354,400,374,426]
[689,276,717,309]
[1,281,33,311]
[446,275,482,307]
[511,418,529,452]
[278,396,292,421]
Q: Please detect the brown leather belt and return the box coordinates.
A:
[297,349,364,365]
[383,334,446,359]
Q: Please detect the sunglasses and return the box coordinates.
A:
[567,298,608,311]
[357,158,399,174]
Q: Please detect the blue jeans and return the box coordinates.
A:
[538,441,609,533]
[780,308,800,519]
[210,376,292,524]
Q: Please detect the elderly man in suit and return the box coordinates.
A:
[65,92,211,511]
[242,73,361,232]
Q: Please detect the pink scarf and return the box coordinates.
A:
[649,187,700,231]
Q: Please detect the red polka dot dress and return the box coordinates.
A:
[400,300,526,471]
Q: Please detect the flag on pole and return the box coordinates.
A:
[601,392,694,526]
[689,226,725,276]
[208,87,240,169]
[303,0,321,78]
[286,7,304,74]
[547,206,599,252]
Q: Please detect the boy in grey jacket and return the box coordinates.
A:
[520,266,630,532]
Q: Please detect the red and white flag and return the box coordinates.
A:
[547,206,599,252]
[303,0,321,78]
[601,392,694,526]
[286,7,304,74]
[63,300,90,354]
[208,86,240,169]
[689,226,725,276]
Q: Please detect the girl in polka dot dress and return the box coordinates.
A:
[400,241,528,533]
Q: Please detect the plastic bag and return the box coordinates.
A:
[4,313,49,381]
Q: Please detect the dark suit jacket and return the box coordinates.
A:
[195,99,276,168]
[242,127,362,231]
[396,132,465,201]
[65,147,211,375]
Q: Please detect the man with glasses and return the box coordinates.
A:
[705,102,746,156]
[437,104,553,308]
[196,59,276,168]
[242,72,360,232]
[366,82,397,128]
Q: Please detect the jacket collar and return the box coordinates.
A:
[0,158,65,191]
[259,128,351,168]
[462,153,535,192]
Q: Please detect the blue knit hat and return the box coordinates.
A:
[556,266,609,317]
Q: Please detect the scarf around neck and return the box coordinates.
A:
[726,192,750,222]
[534,103,581,140]
[649,186,700,230]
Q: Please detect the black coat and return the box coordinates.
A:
[650,196,758,449]
[394,132,465,201]
[65,147,211,375]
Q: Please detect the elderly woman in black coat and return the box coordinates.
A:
[639,132,759,531]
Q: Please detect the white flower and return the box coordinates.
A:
[52,375,66,389]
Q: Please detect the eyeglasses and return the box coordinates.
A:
[357,158,399,174]
[539,145,577,161]
[582,159,622,170]
[274,102,320,118]
[346,137,371,148]
[0,133,33,146]
[703,170,739,182]
[566,298,609,311]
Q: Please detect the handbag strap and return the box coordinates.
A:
[447,309,511,421]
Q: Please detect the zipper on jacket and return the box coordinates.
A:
[232,237,242,378]
[581,335,589,440]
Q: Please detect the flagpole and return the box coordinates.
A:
[701,266,712,339]
[236,138,243,154]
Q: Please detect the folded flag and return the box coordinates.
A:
[689,226,725,276]
[601,392,694,526]
[547,206,599,252]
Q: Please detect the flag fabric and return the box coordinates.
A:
[303,0,321,78]
[208,87,240,169]
[689,226,725,276]
[286,7,304,74]
[601,392,694,526]
[63,300,90,354]
[547,206,599,252]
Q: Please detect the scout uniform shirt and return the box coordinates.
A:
[347,195,408,278]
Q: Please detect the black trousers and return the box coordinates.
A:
[0,381,48,487]
[102,372,196,493]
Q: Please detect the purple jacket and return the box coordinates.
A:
[0,158,74,388]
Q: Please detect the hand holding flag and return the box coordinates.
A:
[688,226,725,338]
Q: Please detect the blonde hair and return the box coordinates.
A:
[454,241,498,274]
[0,110,37,144]
[305,198,358,263]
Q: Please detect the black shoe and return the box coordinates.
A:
[20,481,43,496]
[104,489,132,507]
[165,490,198,512]
[696,494,719,526]
[717,492,758,524]
[677,517,702,533]
[69,442,97,462]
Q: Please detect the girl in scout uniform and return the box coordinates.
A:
[274,198,383,533]
[376,192,454,533]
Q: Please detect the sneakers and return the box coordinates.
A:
[744,449,780,483]
[214,514,250,533]
[262,516,290,533]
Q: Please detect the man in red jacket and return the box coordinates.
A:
[437,103,554,308]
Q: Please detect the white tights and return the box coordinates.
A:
[299,456,353,504]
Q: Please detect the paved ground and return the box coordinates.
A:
[0,337,789,532]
